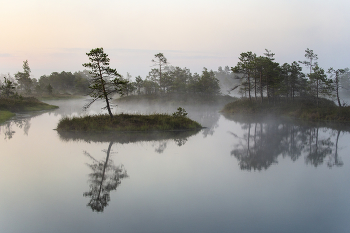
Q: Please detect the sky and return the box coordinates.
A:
[1,0,349,80]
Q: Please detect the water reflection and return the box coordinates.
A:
[0,112,46,139]
[225,115,347,171]
[58,130,200,154]
[83,141,128,212]
[58,130,200,212]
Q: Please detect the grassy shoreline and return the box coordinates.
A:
[57,113,202,132]
[221,97,350,122]
[0,96,58,117]
[0,111,16,124]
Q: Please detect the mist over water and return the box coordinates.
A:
[1,99,349,233]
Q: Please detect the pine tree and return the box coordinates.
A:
[83,48,128,118]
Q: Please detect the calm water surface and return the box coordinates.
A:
[0,99,349,233]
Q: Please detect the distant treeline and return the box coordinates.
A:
[0,62,91,96]
[0,59,237,97]
[2,49,350,103]
[122,66,235,97]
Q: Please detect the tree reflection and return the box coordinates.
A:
[58,130,200,154]
[304,128,334,167]
[327,130,344,168]
[58,129,201,211]
[83,141,128,212]
[227,115,347,171]
[0,115,31,139]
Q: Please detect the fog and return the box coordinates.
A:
[1,98,350,233]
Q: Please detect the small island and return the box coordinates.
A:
[56,48,203,132]
[56,110,202,132]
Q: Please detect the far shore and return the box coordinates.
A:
[0,96,58,123]
[221,97,350,122]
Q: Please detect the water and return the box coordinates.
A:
[1,98,349,233]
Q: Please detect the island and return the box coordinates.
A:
[56,108,202,132]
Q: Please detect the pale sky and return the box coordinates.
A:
[1,0,349,79]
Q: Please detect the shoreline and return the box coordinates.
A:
[221,97,350,123]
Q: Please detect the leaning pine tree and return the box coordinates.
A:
[83,48,128,118]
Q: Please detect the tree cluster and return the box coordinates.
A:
[1,61,91,97]
[123,59,221,98]
[37,70,90,95]
[231,49,349,106]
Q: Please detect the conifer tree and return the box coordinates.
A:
[83,48,128,118]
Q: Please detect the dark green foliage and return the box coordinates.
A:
[0,77,16,97]
[57,113,202,132]
[231,51,256,100]
[38,70,90,95]
[135,76,143,95]
[152,53,168,92]
[299,48,318,75]
[172,107,188,117]
[230,48,340,106]
[308,64,333,106]
[47,83,53,95]
[142,65,221,96]
[194,68,221,95]
[15,60,32,94]
[328,67,346,107]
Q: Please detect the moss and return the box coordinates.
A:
[57,113,202,132]
[221,97,350,122]
[0,111,16,124]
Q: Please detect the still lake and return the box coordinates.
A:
[0,98,349,233]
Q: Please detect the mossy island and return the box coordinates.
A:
[56,110,202,132]
[221,97,350,122]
